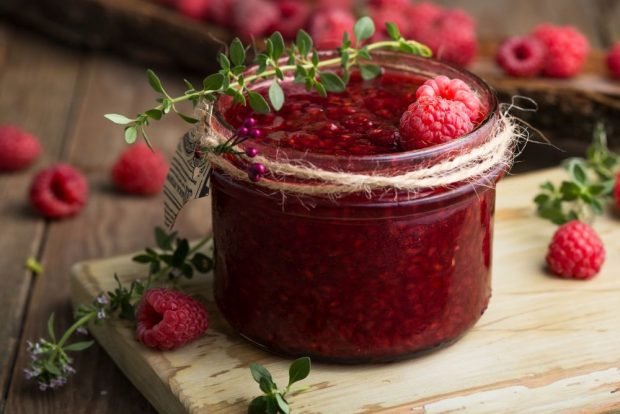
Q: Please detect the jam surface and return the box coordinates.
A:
[224,72,425,156]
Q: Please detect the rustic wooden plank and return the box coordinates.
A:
[0,24,84,409]
[67,168,620,413]
[3,53,211,413]
[599,0,620,47]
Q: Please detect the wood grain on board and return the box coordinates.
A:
[70,168,620,414]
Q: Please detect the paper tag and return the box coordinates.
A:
[163,128,211,229]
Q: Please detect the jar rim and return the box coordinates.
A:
[211,51,499,172]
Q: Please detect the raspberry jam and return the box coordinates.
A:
[210,53,503,362]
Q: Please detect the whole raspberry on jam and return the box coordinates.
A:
[175,0,209,20]
[415,75,482,122]
[112,142,169,196]
[136,288,209,350]
[607,42,620,79]
[309,8,356,50]
[0,125,42,172]
[546,221,605,280]
[233,0,279,40]
[399,96,474,150]
[532,24,590,78]
[29,164,88,219]
[496,36,546,78]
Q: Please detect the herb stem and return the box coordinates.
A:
[57,311,96,348]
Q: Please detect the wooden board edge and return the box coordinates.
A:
[70,262,188,414]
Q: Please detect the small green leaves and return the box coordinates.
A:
[25,257,43,275]
[296,29,313,56]
[218,53,231,71]
[319,72,346,92]
[354,16,375,42]
[104,114,134,125]
[269,81,285,111]
[269,32,285,60]
[230,38,246,66]
[47,313,56,342]
[248,358,311,414]
[248,91,271,114]
[287,357,311,387]
[359,64,381,80]
[124,126,138,144]
[63,340,94,352]
[385,22,401,41]
[147,69,164,94]
[203,73,225,91]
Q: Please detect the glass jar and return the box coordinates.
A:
[210,52,504,363]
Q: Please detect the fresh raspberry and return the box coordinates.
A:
[0,125,42,172]
[29,164,88,219]
[406,2,444,38]
[370,5,411,41]
[315,0,354,10]
[415,75,482,122]
[309,8,356,50]
[496,36,545,78]
[136,288,209,350]
[399,96,474,150]
[207,0,234,26]
[175,0,209,20]
[614,173,620,209]
[233,0,279,40]
[546,221,605,280]
[367,0,410,8]
[607,42,620,79]
[532,24,590,78]
[269,0,311,39]
[111,142,169,196]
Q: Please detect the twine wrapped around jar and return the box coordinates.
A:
[194,103,522,198]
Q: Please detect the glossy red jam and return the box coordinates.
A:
[211,53,503,362]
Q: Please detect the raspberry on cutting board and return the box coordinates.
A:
[0,124,42,172]
[136,288,209,350]
[29,164,88,219]
[546,220,605,280]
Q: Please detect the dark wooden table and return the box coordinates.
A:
[1,1,619,412]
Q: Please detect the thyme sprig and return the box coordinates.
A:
[104,17,431,148]
[534,123,618,224]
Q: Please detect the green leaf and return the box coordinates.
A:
[172,239,190,266]
[248,91,271,114]
[270,32,285,60]
[248,396,268,414]
[288,357,311,386]
[259,377,273,394]
[314,82,327,97]
[591,198,604,215]
[354,16,375,42]
[560,181,581,201]
[124,126,138,144]
[218,53,231,71]
[275,394,290,414]
[190,253,213,273]
[132,254,153,264]
[341,31,351,49]
[319,72,346,93]
[357,46,371,60]
[540,181,555,192]
[146,69,164,93]
[104,114,134,125]
[44,361,61,376]
[47,313,56,342]
[177,112,199,124]
[385,22,401,40]
[269,81,285,111]
[230,38,246,66]
[296,29,313,56]
[359,64,381,80]
[183,79,195,91]
[155,227,174,250]
[63,340,94,352]
[250,362,273,385]
[203,73,225,91]
[311,50,319,67]
[145,109,162,120]
[25,257,43,275]
[533,194,550,205]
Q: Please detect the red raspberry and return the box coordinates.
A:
[233,0,279,40]
[207,0,234,26]
[496,36,545,77]
[269,0,311,40]
[607,42,620,79]
[614,173,620,209]
[532,24,590,78]
[309,8,356,50]
[546,221,605,280]
[0,125,41,172]
[175,0,209,20]
[399,96,474,150]
[315,0,354,10]
[415,75,482,122]
[370,5,411,41]
[407,2,444,38]
[136,288,209,350]
[29,164,88,219]
[112,142,169,196]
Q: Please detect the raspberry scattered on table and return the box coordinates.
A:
[607,42,620,79]
[111,142,169,196]
[496,36,546,78]
[532,23,590,78]
[546,221,605,280]
[29,164,88,219]
[0,124,42,172]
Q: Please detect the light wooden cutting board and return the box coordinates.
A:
[70,168,620,414]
